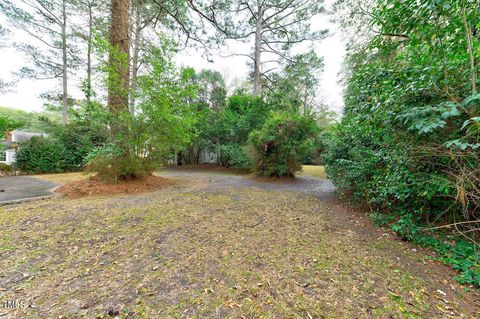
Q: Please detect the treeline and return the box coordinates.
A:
[0,0,327,124]
[0,0,335,178]
[12,66,333,176]
[327,0,479,285]
[0,106,62,132]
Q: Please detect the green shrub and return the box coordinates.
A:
[16,137,71,174]
[84,144,158,181]
[219,143,252,170]
[323,114,427,211]
[225,94,271,144]
[391,214,479,286]
[0,115,24,134]
[323,53,480,286]
[249,112,319,177]
[51,122,108,170]
[0,163,13,175]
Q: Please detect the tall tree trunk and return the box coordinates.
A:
[129,4,141,114]
[462,2,477,116]
[253,1,263,96]
[86,3,93,104]
[463,6,477,94]
[62,0,68,124]
[108,0,131,117]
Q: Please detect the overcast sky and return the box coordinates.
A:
[0,0,345,114]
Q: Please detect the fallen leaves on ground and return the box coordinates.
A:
[56,176,173,198]
[0,169,478,318]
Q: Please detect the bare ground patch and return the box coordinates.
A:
[55,176,173,199]
[0,170,478,318]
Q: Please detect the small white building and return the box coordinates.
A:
[198,148,218,164]
[1,130,47,165]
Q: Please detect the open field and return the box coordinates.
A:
[0,167,478,318]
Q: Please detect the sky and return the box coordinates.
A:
[0,0,345,114]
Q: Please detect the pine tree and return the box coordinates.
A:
[0,0,77,123]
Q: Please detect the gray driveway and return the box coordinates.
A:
[0,176,58,204]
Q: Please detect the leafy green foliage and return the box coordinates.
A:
[178,69,227,164]
[194,69,227,111]
[219,143,251,169]
[223,94,272,144]
[327,0,480,285]
[47,122,108,170]
[88,40,198,179]
[266,50,324,115]
[133,49,198,155]
[249,112,319,177]
[84,143,156,181]
[3,101,108,174]
[16,137,71,174]
[0,106,61,132]
[391,214,479,286]
[0,115,23,137]
[186,92,273,169]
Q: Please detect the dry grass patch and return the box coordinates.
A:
[299,165,327,179]
[30,172,92,184]
[0,170,478,318]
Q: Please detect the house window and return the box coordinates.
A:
[0,152,6,162]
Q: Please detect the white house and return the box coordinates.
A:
[1,130,47,165]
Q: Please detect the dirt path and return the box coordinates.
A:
[0,168,478,318]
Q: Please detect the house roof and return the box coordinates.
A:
[12,130,45,142]
[1,141,13,152]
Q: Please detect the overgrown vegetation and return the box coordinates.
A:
[189,91,329,175]
[249,112,319,177]
[0,106,62,132]
[2,0,478,301]
[16,137,71,174]
[328,0,480,286]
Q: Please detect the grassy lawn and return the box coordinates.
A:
[30,172,94,184]
[0,170,478,318]
[299,165,327,179]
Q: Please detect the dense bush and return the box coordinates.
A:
[84,144,157,181]
[183,91,274,169]
[219,143,251,169]
[249,112,318,177]
[323,65,480,286]
[12,108,109,174]
[225,94,271,143]
[324,113,425,212]
[0,163,13,175]
[16,137,71,174]
[0,115,24,134]
[328,0,480,285]
[50,122,109,170]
